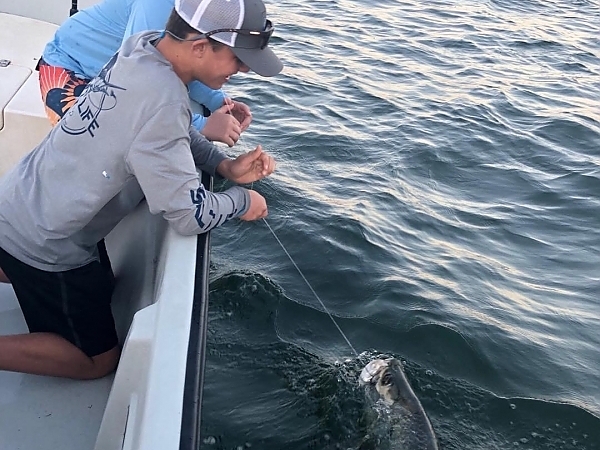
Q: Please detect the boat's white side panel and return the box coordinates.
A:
[96,225,197,450]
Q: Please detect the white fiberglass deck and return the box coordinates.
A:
[0,12,55,175]
[0,287,113,449]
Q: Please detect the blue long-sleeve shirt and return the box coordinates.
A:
[42,0,225,130]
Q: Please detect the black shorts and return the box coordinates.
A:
[0,245,118,357]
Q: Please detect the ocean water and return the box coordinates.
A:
[201,0,600,448]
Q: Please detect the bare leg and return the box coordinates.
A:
[0,267,10,283]
[0,332,120,380]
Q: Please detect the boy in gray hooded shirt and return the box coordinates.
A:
[0,0,283,379]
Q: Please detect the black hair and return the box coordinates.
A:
[165,8,197,38]
[165,8,224,49]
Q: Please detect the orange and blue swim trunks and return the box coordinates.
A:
[38,58,91,126]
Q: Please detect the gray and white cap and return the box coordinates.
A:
[174,0,283,76]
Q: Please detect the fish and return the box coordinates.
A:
[359,358,439,450]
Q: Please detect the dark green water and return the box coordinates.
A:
[201,0,600,448]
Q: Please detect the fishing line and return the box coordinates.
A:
[261,218,359,357]
[227,100,359,357]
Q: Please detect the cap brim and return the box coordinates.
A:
[233,46,283,77]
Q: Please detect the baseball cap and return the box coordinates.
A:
[174,0,283,77]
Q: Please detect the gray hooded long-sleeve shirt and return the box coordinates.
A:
[0,31,249,271]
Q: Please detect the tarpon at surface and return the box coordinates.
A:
[359,358,439,450]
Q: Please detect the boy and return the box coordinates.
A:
[0,0,282,380]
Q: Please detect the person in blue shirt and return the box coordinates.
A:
[38,0,253,147]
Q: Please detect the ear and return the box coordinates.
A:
[190,39,210,58]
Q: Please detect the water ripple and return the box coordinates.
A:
[206,0,600,446]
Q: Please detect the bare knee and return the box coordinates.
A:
[80,346,121,380]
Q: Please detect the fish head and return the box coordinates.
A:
[375,358,406,404]
[359,358,440,449]
[359,358,389,385]
[359,358,406,406]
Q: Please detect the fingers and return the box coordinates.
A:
[230,100,250,116]
[239,190,268,221]
[236,145,262,164]
[236,101,251,115]
[245,146,275,177]
[256,145,275,176]
[227,145,276,184]
[219,123,240,148]
[201,112,241,146]
[223,136,235,148]
[214,103,233,114]
[251,144,263,157]
[258,152,275,176]
[229,100,252,132]
[243,146,275,177]
[239,114,252,132]
[253,205,268,220]
[226,126,241,147]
